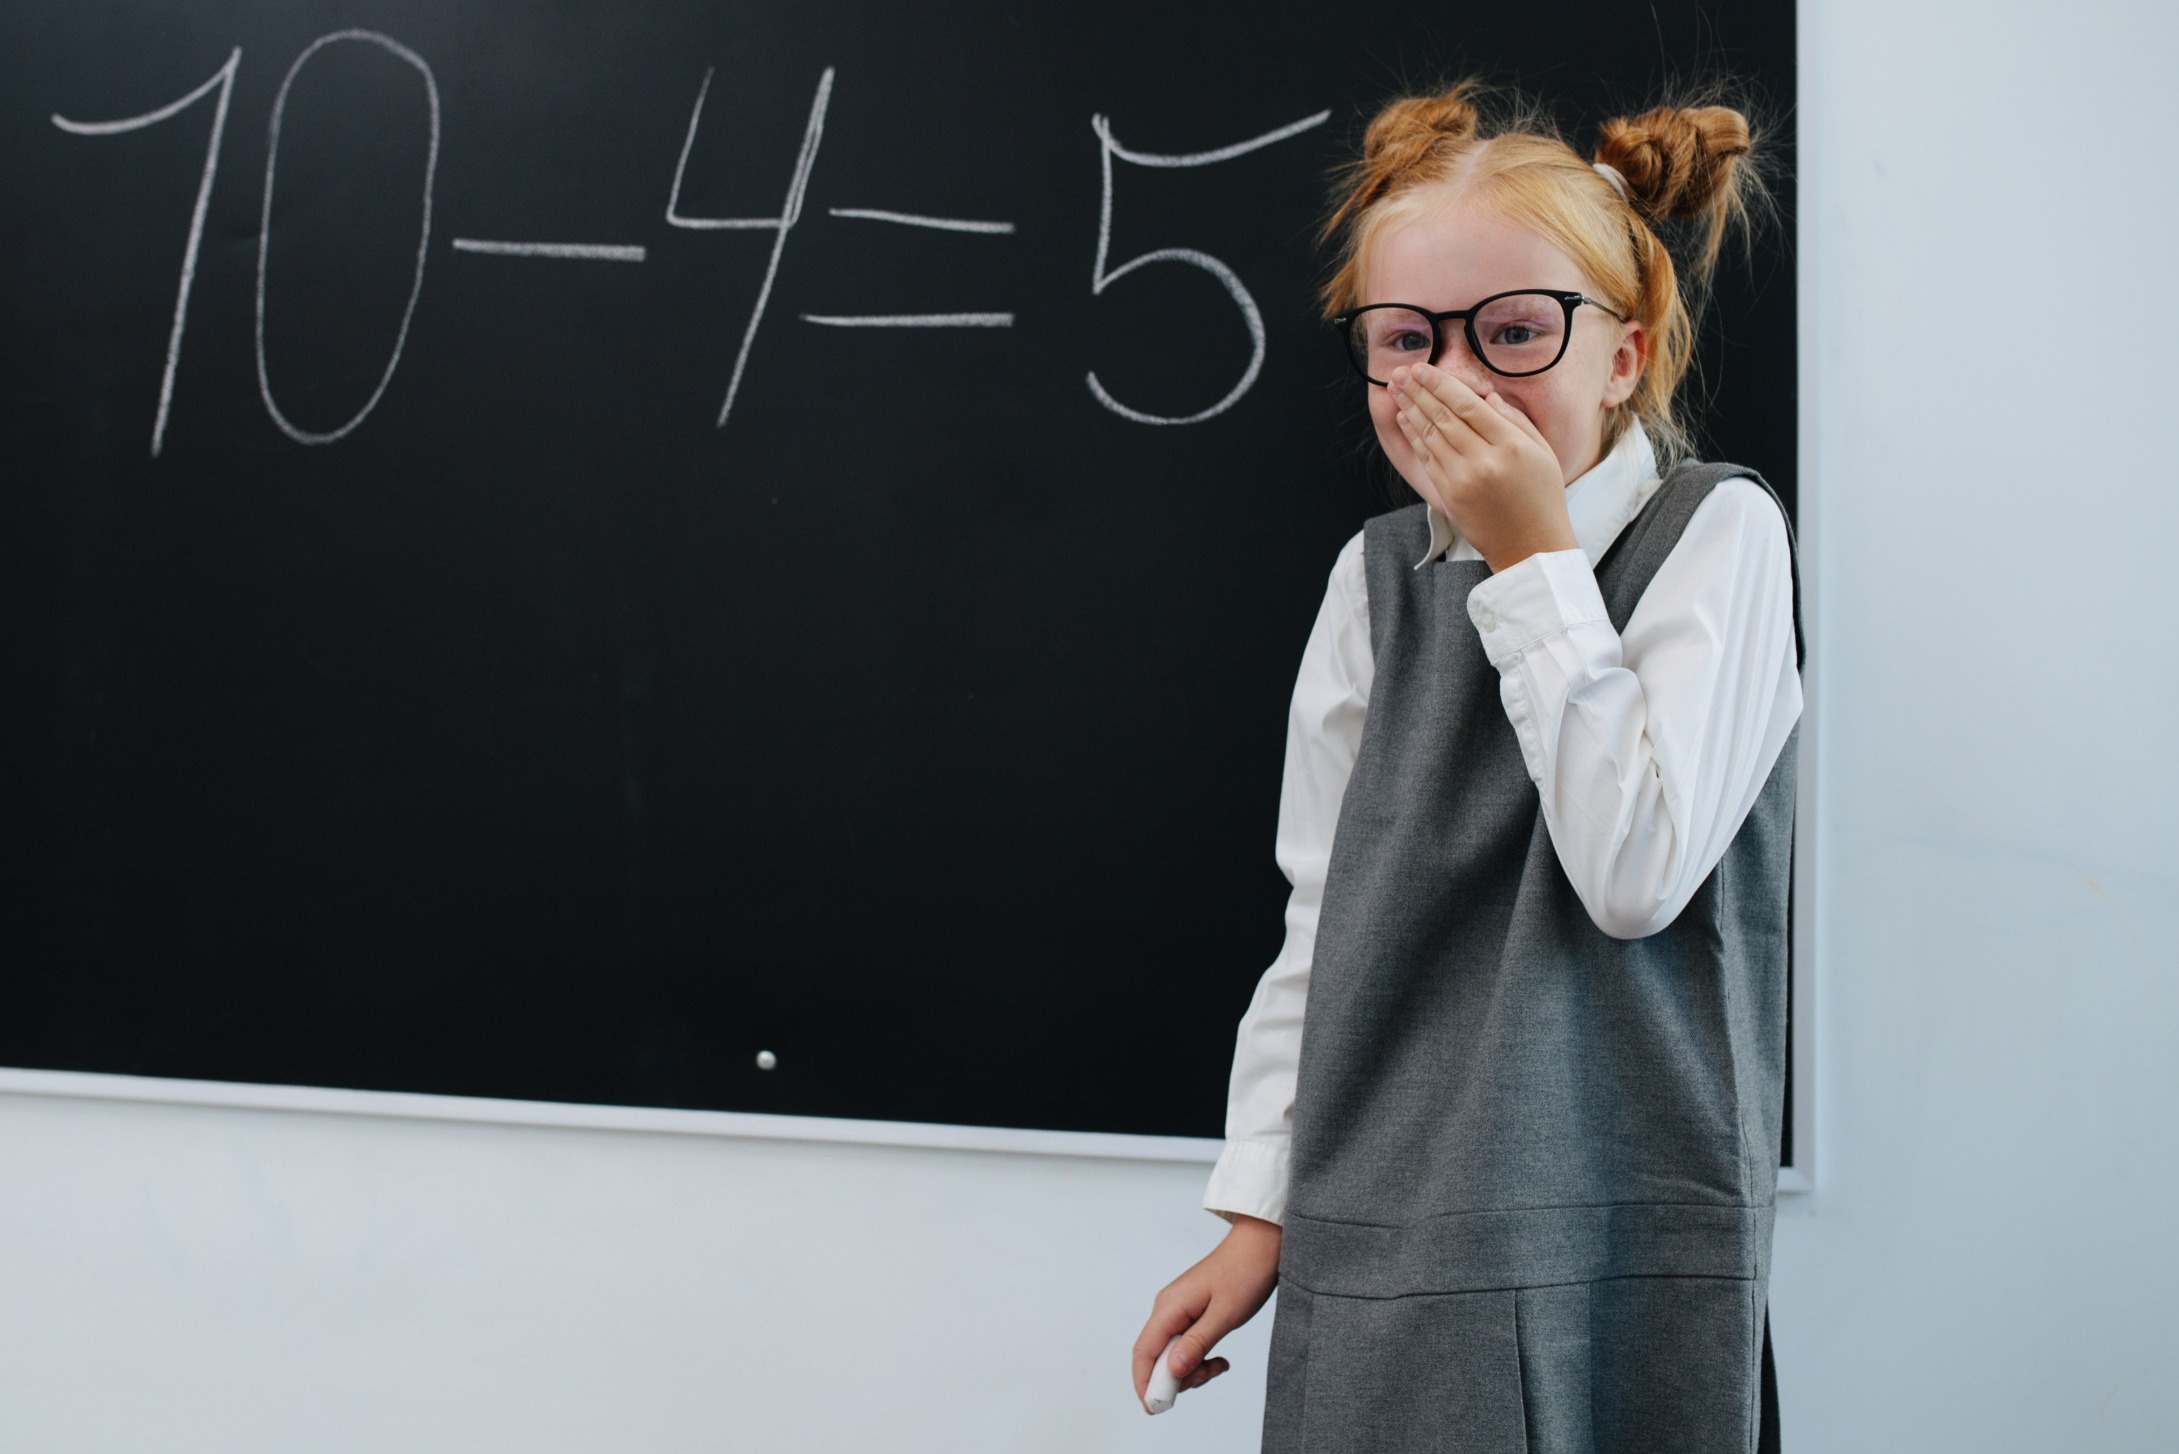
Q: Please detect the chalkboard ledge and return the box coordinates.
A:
[0,1067,1224,1164]
[0,1067,1812,1191]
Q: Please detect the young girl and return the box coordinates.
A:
[1132,83,1800,1452]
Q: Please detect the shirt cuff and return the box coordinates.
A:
[1465,547,1610,668]
[1203,1138,1290,1226]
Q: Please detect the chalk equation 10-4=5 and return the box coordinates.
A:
[49,30,1330,460]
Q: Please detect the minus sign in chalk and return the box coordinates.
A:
[451,239,648,262]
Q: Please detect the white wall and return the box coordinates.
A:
[1775,0,2179,1447]
[0,1094,1267,1452]
[7,0,2178,1448]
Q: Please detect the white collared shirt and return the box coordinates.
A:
[1204,422,1803,1225]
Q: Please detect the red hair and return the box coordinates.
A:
[1321,82,1765,462]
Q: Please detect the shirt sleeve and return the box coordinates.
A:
[1463,477,1802,940]
[1203,531,1372,1225]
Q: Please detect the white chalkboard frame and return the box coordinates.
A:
[4,0,1816,1195]
[1778,50,1822,1197]
[0,12,1823,1191]
[0,1066,1220,1163]
[0,1057,1815,1192]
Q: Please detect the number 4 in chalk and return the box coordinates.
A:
[666,64,837,430]
[53,48,241,459]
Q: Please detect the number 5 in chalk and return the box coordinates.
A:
[1086,108,1328,427]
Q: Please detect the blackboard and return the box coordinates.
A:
[0,1,1796,1140]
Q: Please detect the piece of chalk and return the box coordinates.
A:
[1144,1336,1184,1415]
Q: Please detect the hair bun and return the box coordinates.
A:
[1322,86,1483,244]
[1594,104,1752,219]
[1360,88,1482,173]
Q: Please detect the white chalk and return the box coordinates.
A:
[256,30,440,447]
[451,239,647,262]
[1084,109,1328,427]
[827,207,1015,235]
[53,46,241,457]
[675,66,836,427]
[1144,1335,1185,1415]
[798,312,1013,328]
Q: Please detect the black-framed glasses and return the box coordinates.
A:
[1333,290,1627,385]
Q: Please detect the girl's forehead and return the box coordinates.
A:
[1362,197,1590,307]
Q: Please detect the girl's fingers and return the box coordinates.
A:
[1394,398,1426,447]
[1410,364,1517,449]
[1483,390,1552,449]
[1165,1297,1248,1381]
[1392,391,1472,474]
[1398,406,1475,514]
[1392,375,1484,459]
[1393,405,1456,497]
[1132,1294,1206,1399]
[1181,1357,1230,1391]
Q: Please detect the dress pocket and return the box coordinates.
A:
[1282,1282,1529,1453]
[1513,1276,1764,1454]
[1513,1283,1595,1454]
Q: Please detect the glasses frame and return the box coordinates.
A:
[1332,290,1628,384]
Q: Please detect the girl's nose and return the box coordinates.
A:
[1435,333,1496,393]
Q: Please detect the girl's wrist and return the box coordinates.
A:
[1482,524,1579,575]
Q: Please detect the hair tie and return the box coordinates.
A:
[1593,161,1631,203]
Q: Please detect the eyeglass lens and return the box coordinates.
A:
[1347,295,1571,382]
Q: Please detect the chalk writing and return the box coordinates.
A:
[800,312,1014,327]
[255,30,440,446]
[51,48,240,458]
[452,240,648,262]
[50,40,1327,452]
[827,208,1015,235]
[669,66,835,427]
[1086,109,1329,425]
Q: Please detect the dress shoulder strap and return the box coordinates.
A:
[1594,460,1805,672]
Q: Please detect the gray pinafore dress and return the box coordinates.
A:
[1263,462,1800,1454]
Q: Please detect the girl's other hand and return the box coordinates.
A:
[1130,1214,1283,1412]
[1389,362,1578,573]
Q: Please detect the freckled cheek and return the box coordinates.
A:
[1495,386,1545,424]
[1368,389,1409,459]
[1500,387,1568,448]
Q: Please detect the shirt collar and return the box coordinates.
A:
[1415,420,1662,570]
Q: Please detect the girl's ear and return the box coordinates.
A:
[1601,322,1646,410]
